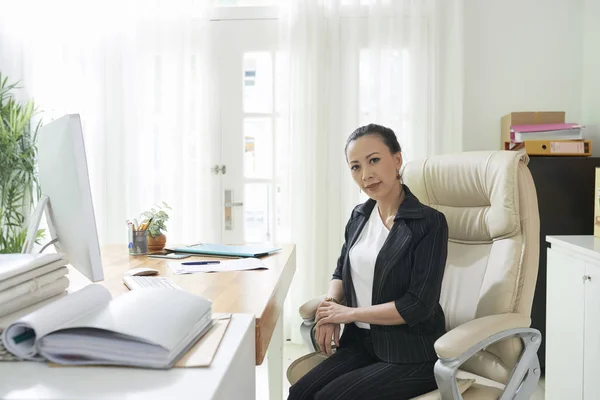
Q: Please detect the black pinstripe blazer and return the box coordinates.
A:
[332,184,448,364]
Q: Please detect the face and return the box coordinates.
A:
[346,134,403,200]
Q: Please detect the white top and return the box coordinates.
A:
[547,235,600,263]
[349,204,390,329]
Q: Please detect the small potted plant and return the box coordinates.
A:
[140,202,171,252]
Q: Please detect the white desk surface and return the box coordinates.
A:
[0,313,256,400]
[547,235,600,262]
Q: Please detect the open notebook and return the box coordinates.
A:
[2,284,213,369]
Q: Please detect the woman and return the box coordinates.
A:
[288,124,449,400]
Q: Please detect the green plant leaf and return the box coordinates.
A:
[0,72,41,253]
[139,201,171,237]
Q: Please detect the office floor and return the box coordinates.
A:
[256,342,546,399]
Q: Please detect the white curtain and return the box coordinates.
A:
[0,0,220,247]
[1,0,463,344]
[279,0,464,343]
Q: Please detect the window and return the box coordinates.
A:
[357,47,411,203]
[358,48,410,136]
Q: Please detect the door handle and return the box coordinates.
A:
[211,165,227,175]
[224,189,243,231]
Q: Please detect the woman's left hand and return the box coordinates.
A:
[316,301,355,326]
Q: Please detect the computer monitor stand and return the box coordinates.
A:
[22,195,59,254]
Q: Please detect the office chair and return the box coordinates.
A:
[287,151,542,399]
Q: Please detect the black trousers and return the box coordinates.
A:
[288,326,438,400]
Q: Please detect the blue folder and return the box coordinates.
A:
[170,243,282,258]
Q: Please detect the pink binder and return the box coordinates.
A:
[511,123,582,133]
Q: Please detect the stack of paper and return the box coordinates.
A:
[0,254,69,318]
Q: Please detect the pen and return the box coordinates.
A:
[127,222,133,249]
[144,216,154,231]
[181,261,221,266]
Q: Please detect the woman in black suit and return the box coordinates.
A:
[288,124,449,400]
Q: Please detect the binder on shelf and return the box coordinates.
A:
[500,111,566,149]
[511,140,592,156]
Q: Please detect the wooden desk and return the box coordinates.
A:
[99,244,296,367]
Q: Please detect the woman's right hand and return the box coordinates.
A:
[315,322,340,355]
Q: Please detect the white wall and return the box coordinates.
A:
[462,0,584,152]
[582,0,600,151]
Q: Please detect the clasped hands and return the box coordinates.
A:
[315,300,354,326]
[314,300,355,355]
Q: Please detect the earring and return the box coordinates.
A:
[396,171,401,180]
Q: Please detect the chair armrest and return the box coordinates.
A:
[435,313,530,360]
[299,294,327,321]
[433,313,541,400]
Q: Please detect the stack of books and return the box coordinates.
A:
[508,123,590,156]
[501,112,591,156]
[510,123,583,143]
[0,254,70,319]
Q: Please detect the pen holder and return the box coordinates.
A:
[129,230,149,256]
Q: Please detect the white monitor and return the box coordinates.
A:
[22,114,104,282]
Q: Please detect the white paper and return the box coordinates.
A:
[38,288,213,368]
[168,257,267,274]
[0,253,66,281]
[0,267,68,304]
[50,288,211,351]
[0,277,69,319]
[0,292,68,330]
[0,259,68,292]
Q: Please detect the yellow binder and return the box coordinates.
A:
[512,140,592,156]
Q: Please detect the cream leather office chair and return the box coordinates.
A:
[287,151,542,400]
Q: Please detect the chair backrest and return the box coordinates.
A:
[403,150,540,384]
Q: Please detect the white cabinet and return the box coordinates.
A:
[584,258,600,400]
[546,235,600,400]
[546,246,584,399]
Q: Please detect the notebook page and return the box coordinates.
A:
[2,284,111,360]
[51,288,212,352]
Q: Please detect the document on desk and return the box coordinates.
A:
[168,258,268,274]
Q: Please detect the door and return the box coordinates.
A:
[584,261,600,399]
[214,19,284,245]
[546,247,585,400]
